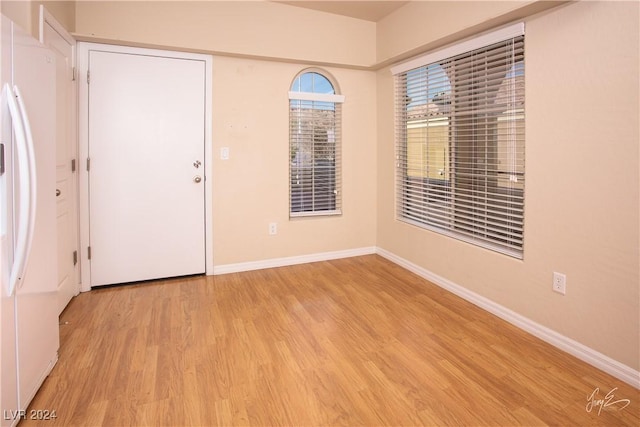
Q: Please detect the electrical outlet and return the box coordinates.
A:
[553,272,566,295]
[220,147,230,160]
[269,222,277,235]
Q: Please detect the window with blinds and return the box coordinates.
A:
[392,24,525,258]
[289,71,344,217]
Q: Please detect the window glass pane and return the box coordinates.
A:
[313,73,334,94]
[292,76,301,92]
[506,61,524,78]
[406,64,451,182]
[299,72,313,92]
[290,72,335,94]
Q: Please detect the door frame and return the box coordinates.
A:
[39,5,81,309]
[77,42,214,291]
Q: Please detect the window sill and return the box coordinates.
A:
[290,210,342,219]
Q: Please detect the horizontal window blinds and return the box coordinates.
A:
[290,99,342,216]
[395,28,525,258]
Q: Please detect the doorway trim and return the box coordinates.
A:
[77,42,214,292]
[39,6,81,307]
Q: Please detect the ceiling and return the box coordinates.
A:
[274,1,410,22]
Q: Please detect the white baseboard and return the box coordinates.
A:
[376,247,640,389]
[212,246,377,275]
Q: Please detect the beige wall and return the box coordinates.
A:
[375,0,569,66]
[1,0,75,36]
[377,0,639,370]
[377,0,534,63]
[74,1,376,67]
[1,0,32,32]
[212,57,377,265]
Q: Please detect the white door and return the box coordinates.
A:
[87,50,206,286]
[41,9,79,314]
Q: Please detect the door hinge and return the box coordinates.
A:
[86,158,90,172]
[71,158,76,172]
[73,250,78,266]
[87,70,90,84]
[72,66,76,82]
[87,246,92,260]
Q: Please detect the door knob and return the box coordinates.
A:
[56,189,61,197]
[193,176,202,183]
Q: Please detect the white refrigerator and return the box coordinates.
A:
[0,14,59,427]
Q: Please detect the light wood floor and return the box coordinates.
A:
[24,255,639,426]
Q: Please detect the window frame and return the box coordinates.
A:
[392,23,526,258]
[289,70,345,218]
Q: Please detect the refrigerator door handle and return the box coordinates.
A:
[3,84,36,296]
[13,85,38,292]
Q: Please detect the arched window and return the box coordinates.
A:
[289,70,344,216]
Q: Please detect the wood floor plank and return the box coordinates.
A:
[23,255,640,426]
